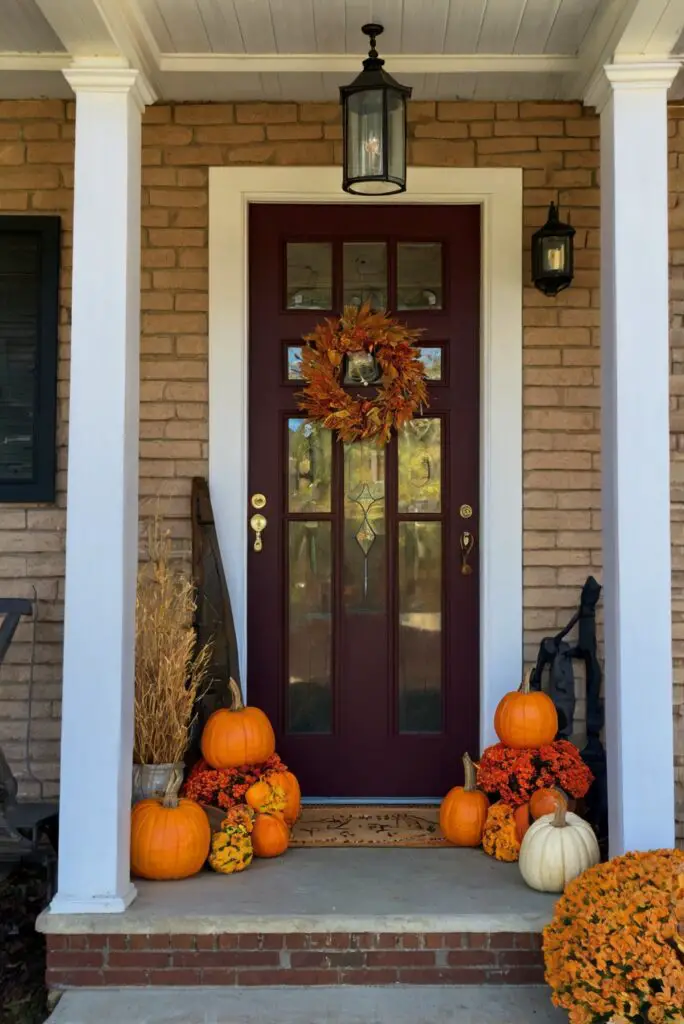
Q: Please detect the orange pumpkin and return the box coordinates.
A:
[131,794,210,880]
[252,813,289,858]
[494,670,558,749]
[514,802,531,843]
[268,770,301,826]
[439,753,490,847]
[529,787,568,820]
[201,678,275,769]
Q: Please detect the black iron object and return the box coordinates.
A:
[531,201,575,297]
[0,599,58,894]
[187,477,242,766]
[339,24,412,196]
[530,577,608,857]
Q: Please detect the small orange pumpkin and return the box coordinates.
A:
[201,678,276,769]
[529,787,568,820]
[439,753,490,847]
[252,813,290,858]
[514,802,531,843]
[131,793,210,880]
[494,670,558,749]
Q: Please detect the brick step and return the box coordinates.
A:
[46,931,544,989]
[47,985,566,1023]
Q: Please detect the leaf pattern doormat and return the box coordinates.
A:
[289,804,448,848]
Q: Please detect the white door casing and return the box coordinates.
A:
[208,166,523,754]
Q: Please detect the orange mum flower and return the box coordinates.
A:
[477,740,593,807]
[182,753,288,809]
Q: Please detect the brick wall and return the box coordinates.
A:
[0,96,679,842]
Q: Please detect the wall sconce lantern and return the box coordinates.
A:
[532,201,576,297]
[339,24,412,196]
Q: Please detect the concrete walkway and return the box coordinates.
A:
[48,986,568,1023]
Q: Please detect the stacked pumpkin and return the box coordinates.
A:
[440,671,599,893]
[130,679,300,881]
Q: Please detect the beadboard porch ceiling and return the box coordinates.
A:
[1,0,684,104]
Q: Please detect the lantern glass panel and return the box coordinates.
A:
[541,236,567,273]
[346,90,385,191]
[388,91,405,181]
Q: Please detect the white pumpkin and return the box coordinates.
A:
[519,801,600,893]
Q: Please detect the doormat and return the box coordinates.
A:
[289,804,449,848]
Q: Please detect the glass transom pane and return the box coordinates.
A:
[286,242,332,309]
[343,242,387,310]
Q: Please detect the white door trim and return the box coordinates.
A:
[208,165,523,753]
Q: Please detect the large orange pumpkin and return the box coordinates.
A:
[439,753,490,847]
[494,670,558,749]
[201,678,275,769]
[131,794,210,880]
[252,813,289,858]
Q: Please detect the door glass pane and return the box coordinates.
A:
[343,242,387,310]
[343,441,386,612]
[397,242,443,310]
[286,345,304,381]
[418,346,443,381]
[398,418,442,513]
[398,522,442,733]
[288,418,332,513]
[286,242,332,309]
[288,521,332,733]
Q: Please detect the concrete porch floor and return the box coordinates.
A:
[47,985,568,1023]
[38,849,558,934]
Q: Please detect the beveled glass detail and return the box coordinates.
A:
[398,521,442,733]
[286,345,304,381]
[344,441,386,609]
[286,242,332,310]
[287,418,332,513]
[398,418,442,514]
[343,242,387,310]
[417,346,442,381]
[288,521,332,733]
[397,242,443,310]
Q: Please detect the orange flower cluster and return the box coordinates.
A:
[297,302,428,445]
[182,753,287,811]
[476,740,593,808]
[481,801,521,862]
[544,848,684,1024]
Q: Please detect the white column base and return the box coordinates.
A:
[48,884,137,916]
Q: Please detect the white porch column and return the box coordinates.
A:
[587,62,679,855]
[50,68,154,913]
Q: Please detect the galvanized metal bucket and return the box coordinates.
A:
[131,762,184,804]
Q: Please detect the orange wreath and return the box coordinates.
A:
[297,303,428,445]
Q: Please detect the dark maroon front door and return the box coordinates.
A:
[247,203,480,798]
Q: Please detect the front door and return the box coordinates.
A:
[248,203,480,798]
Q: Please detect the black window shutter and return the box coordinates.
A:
[0,216,60,503]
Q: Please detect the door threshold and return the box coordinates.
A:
[301,797,440,805]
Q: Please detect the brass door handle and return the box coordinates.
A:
[460,531,475,575]
[250,513,267,552]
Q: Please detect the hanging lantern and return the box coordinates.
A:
[339,24,412,196]
[531,201,576,297]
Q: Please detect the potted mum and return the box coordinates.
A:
[543,847,684,1023]
[132,517,212,803]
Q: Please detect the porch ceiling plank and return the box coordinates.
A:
[0,68,71,97]
[400,0,451,55]
[232,0,277,53]
[476,0,528,55]
[545,0,604,56]
[442,0,488,55]
[514,0,563,55]
[195,0,246,54]
[137,0,176,54]
[435,71,477,100]
[312,0,347,54]
[615,0,684,57]
[259,70,282,99]
[33,0,121,57]
[269,0,317,56]
[144,0,211,54]
[0,0,65,53]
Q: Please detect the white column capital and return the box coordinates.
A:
[63,66,156,111]
[585,60,681,112]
